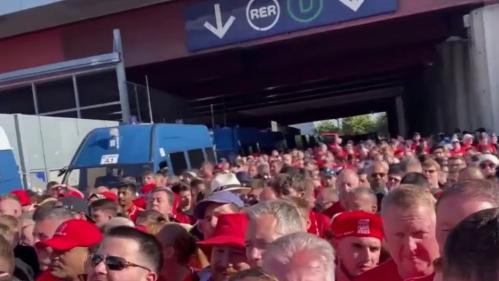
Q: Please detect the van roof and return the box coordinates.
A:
[70,124,211,167]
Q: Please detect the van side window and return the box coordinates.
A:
[170,152,188,175]
[205,147,216,163]
[187,149,204,170]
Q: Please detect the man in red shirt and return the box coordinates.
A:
[118,182,143,222]
[331,211,383,281]
[263,232,335,281]
[197,213,251,281]
[245,200,305,268]
[406,179,499,281]
[355,186,439,281]
[461,134,475,152]
[36,220,102,281]
[323,169,360,218]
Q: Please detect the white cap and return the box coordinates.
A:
[210,173,249,193]
[463,134,474,140]
[479,154,499,166]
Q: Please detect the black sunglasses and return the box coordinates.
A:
[480,163,496,169]
[90,254,151,272]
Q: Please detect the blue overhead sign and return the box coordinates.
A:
[185,0,398,52]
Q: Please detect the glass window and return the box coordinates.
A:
[47,111,78,118]
[76,70,119,106]
[64,164,152,192]
[188,149,205,170]
[36,78,75,113]
[80,104,121,121]
[206,147,216,163]
[0,86,35,114]
[170,152,188,175]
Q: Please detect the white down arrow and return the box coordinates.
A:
[203,3,236,39]
[338,0,365,12]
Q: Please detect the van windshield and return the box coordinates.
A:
[65,164,153,191]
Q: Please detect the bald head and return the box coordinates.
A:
[337,169,360,206]
[436,180,499,255]
[369,161,389,189]
[458,167,485,181]
[0,198,22,218]
[346,188,377,213]
[402,158,423,174]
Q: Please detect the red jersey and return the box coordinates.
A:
[133,197,147,209]
[478,144,496,153]
[404,273,435,281]
[307,211,330,238]
[127,204,143,222]
[36,271,59,281]
[158,270,198,281]
[323,202,345,218]
[449,148,463,157]
[174,211,193,225]
[354,259,403,281]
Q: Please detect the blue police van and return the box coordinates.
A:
[0,126,22,194]
[62,124,215,190]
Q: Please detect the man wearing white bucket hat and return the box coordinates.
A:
[478,154,498,179]
[210,173,251,194]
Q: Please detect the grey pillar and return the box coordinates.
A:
[395,96,407,137]
[467,4,499,132]
[113,29,131,123]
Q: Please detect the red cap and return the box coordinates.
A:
[331,211,383,241]
[10,190,31,206]
[36,219,102,251]
[198,213,248,250]
[90,191,118,202]
[63,190,84,200]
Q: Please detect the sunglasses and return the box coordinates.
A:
[424,169,437,174]
[480,163,496,169]
[371,173,386,178]
[90,254,151,272]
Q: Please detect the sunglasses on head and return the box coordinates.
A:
[90,254,151,272]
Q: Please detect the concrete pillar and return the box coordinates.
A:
[467,3,499,132]
[395,96,407,137]
[436,38,471,132]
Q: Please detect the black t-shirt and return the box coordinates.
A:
[14,258,34,281]
[14,245,39,277]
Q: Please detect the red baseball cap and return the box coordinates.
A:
[63,190,84,200]
[37,219,102,251]
[331,211,383,241]
[198,213,248,250]
[10,190,31,206]
[89,191,118,202]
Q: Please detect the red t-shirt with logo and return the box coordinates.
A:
[323,201,345,218]
[307,211,330,238]
[354,259,403,281]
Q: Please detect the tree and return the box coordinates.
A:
[315,120,340,134]
[341,114,377,135]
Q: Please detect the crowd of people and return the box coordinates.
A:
[0,130,498,281]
